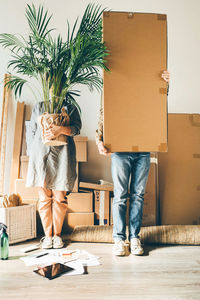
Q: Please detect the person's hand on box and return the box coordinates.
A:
[97,141,110,156]
[161,71,170,83]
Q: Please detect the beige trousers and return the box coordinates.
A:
[37,187,68,237]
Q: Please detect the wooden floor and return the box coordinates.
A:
[0,239,200,300]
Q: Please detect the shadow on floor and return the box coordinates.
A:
[143,244,164,256]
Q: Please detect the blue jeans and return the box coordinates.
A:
[111,152,150,241]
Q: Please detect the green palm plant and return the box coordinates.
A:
[0,3,109,114]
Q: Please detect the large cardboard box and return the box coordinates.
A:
[103,12,168,152]
[158,114,200,225]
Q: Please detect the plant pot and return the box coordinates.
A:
[39,108,70,146]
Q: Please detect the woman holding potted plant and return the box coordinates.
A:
[0,3,109,248]
[27,99,81,249]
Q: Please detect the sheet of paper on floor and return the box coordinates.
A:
[64,261,85,276]
[20,249,101,267]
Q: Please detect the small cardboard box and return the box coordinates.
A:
[74,136,88,162]
[103,12,168,152]
[67,192,93,213]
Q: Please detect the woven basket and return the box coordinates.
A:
[0,204,36,244]
[39,108,70,146]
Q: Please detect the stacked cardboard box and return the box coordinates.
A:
[79,182,113,226]
[63,191,94,232]
[15,136,95,233]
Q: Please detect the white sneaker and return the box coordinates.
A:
[130,238,144,255]
[40,236,53,249]
[113,240,126,256]
[53,235,64,249]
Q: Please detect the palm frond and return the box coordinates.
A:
[26,3,53,39]
[78,3,105,40]
[67,18,79,43]
[65,29,109,91]
[0,33,26,52]
[5,75,28,97]
[72,72,103,91]
[66,92,81,115]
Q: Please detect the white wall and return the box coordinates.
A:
[0,0,200,193]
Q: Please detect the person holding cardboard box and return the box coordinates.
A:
[96,71,170,256]
[26,100,81,249]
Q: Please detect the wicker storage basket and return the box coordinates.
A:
[0,204,36,244]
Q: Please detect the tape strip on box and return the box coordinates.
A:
[189,115,200,127]
[158,143,168,152]
[128,13,134,19]
[157,14,167,21]
[159,88,168,94]
[132,146,139,152]
[104,12,110,18]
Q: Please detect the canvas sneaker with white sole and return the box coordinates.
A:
[40,236,53,249]
[53,235,64,249]
[130,238,144,255]
[113,240,126,256]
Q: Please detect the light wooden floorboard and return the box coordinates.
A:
[0,239,200,300]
